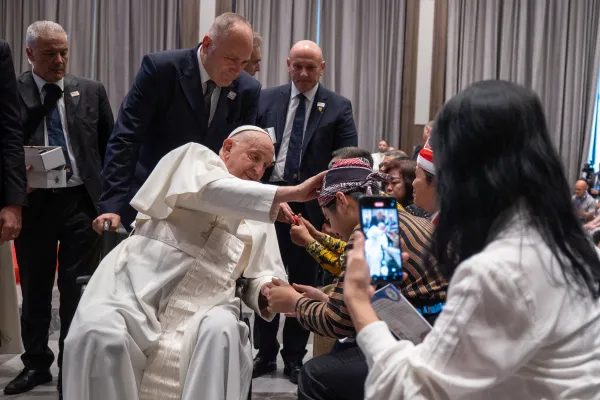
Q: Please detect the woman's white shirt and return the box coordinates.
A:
[357,216,600,399]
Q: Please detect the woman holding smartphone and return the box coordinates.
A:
[344,80,600,399]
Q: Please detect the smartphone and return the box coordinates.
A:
[358,196,402,283]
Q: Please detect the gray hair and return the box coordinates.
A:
[426,120,434,128]
[252,31,262,49]
[26,20,67,47]
[384,149,408,158]
[208,13,251,45]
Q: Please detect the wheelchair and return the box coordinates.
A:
[75,221,253,399]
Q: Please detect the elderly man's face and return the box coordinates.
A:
[575,181,589,198]
[423,125,432,143]
[201,24,253,87]
[244,45,261,76]
[26,32,68,82]
[221,133,274,181]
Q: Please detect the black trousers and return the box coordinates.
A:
[297,313,442,400]
[254,201,320,363]
[14,186,100,372]
[297,340,367,400]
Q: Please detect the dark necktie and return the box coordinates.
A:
[283,93,306,184]
[204,80,216,125]
[43,83,73,180]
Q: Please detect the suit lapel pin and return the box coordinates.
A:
[317,102,326,112]
[70,91,80,97]
[227,91,237,100]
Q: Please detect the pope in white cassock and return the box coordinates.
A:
[62,126,324,400]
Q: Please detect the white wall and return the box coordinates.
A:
[414,0,435,125]
[199,0,217,40]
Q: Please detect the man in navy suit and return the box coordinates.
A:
[253,40,358,383]
[95,13,261,230]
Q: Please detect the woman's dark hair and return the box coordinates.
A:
[386,159,417,207]
[430,80,600,298]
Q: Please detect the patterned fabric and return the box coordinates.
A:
[295,210,448,339]
[318,158,389,206]
[405,203,432,219]
[305,234,346,277]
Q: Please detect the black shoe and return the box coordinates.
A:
[283,360,303,384]
[3,368,52,395]
[252,355,277,378]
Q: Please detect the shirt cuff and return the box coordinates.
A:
[356,320,402,369]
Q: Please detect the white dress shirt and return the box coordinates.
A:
[32,71,82,187]
[197,46,221,126]
[270,83,319,182]
[357,211,600,399]
[372,152,385,171]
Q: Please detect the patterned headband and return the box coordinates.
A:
[318,158,389,207]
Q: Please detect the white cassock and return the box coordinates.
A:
[63,143,287,400]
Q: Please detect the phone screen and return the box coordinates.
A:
[359,196,402,283]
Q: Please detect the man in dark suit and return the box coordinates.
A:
[3,21,113,397]
[95,12,261,231]
[253,40,358,383]
[0,40,27,244]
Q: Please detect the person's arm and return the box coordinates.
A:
[128,143,325,224]
[305,240,343,277]
[584,199,597,222]
[584,213,600,230]
[351,256,540,400]
[96,82,114,164]
[294,232,359,338]
[319,234,347,256]
[242,223,288,322]
[332,98,358,149]
[0,41,27,208]
[99,55,161,215]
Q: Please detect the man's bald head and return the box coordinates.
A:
[289,40,323,62]
[220,128,274,181]
[575,179,590,199]
[287,40,325,94]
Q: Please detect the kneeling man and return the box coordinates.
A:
[63,126,323,400]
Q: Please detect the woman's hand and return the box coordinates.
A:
[344,231,410,333]
[344,231,377,305]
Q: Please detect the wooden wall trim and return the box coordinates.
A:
[430,0,448,120]
[182,0,201,48]
[400,0,421,153]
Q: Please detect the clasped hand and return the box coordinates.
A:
[264,278,328,315]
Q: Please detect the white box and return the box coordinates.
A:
[27,169,67,189]
[24,146,66,172]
